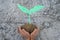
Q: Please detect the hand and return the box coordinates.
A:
[18,26,39,40]
[31,28,39,40]
[18,27,30,39]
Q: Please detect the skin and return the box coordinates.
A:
[18,26,39,40]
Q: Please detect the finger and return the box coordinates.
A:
[18,27,29,35]
[31,29,39,37]
[21,29,30,38]
[22,29,30,37]
[18,27,20,33]
[22,29,30,35]
[31,29,39,39]
[31,29,38,39]
[18,27,30,38]
[18,27,22,33]
[19,30,27,37]
[18,27,26,36]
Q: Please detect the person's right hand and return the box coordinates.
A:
[18,27,30,39]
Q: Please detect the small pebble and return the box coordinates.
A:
[57,16,60,21]
[42,21,51,28]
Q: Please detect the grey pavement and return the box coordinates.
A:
[0,0,60,40]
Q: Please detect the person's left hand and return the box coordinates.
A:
[31,28,39,40]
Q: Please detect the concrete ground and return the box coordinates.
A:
[0,0,60,40]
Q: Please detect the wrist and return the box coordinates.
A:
[26,37,30,40]
[31,38,34,40]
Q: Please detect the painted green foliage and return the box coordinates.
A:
[17,4,44,23]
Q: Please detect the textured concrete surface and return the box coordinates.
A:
[0,0,60,40]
